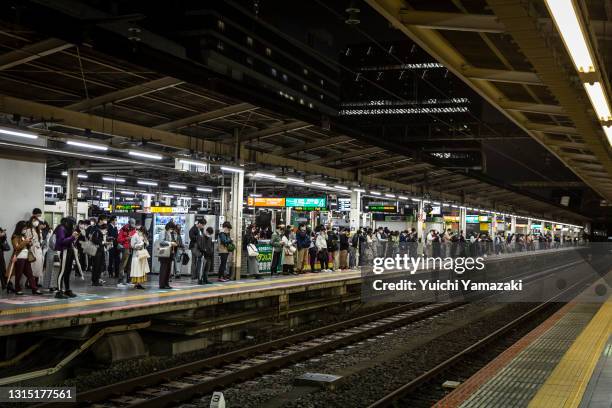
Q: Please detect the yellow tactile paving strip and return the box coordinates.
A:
[528,299,612,408]
[0,271,361,318]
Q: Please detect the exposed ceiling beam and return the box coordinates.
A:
[239,121,311,143]
[499,101,566,116]
[399,10,505,33]
[310,147,383,165]
[526,123,578,135]
[364,163,429,178]
[274,135,352,155]
[462,67,543,85]
[66,76,183,112]
[154,102,256,131]
[344,155,411,171]
[0,38,72,71]
[512,181,585,188]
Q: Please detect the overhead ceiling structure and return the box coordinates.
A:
[0,2,595,223]
[366,0,612,202]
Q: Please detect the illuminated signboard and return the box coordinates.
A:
[337,198,351,211]
[108,204,142,212]
[148,206,189,213]
[478,215,490,222]
[444,216,460,222]
[247,197,286,207]
[466,215,479,223]
[365,202,398,213]
[286,197,327,208]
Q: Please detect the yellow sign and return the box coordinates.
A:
[247,197,286,207]
[444,216,460,222]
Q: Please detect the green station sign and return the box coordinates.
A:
[286,197,327,208]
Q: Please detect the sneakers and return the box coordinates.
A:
[65,290,77,298]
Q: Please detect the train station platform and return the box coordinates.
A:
[0,270,362,337]
[435,278,612,408]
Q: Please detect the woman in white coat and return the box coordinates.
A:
[130,226,150,289]
[25,216,44,285]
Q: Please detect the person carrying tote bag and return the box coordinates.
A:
[130,225,150,290]
[8,221,42,295]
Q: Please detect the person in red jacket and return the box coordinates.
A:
[117,218,137,287]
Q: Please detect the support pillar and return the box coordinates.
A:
[527,218,532,234]
[540,221,545,235]
[285,207,292,227]
[459,206,467,236]
[510,216,516,234]
[491,212,497,235]
[66,169,78,217]
[349,190,361,232]
[229,171,244,280]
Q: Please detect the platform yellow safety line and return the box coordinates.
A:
[528,299,612,408]
[0,272,361,317]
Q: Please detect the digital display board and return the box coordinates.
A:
[286,197,327,208]
[365,202,398,213]
[337,198,351,211]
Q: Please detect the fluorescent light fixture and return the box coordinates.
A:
[102,176,125,183]
[311,181,327,187]
[385,193,396,198]
[584,82,611,121]
[398,196,409,200]
[67,140,108,151]
[432,201,441,205]
[168,184,187,190]
[142,193,155,197]
[604,126,612,145]
[411,198,421,202]
[370,191,381,196]
[129,150,163,160]
[120,191,135,195]
[178,159,207,167]
[423,200,430,204]
[77,187,88,191]
[97,189,112,193]
[220,166,243,173]
[287,177,305,183]
[45,184,60,188]
[466,207,473,210]
[0,128,38,139]
[544,0,594,73]
[162,195,174,199]
[249,193,262,197]
[451,204,459,208]
[353,188,366,193]
[442,203,450,207]
[197,187,213,192]
[61,171,88,179]
[137,180,158,186]
[334,185,348,190]
[254,172,276,178]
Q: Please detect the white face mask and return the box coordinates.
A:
[32,220,39,227]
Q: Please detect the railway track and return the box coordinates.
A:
[366,277,593,408]
[36,301,464,408]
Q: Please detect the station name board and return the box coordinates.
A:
[108,203,142,212]
[146,206,189,213]
[364,202,398,213]
[247,197,285,207]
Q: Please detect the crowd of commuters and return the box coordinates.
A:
[1,208,584,297]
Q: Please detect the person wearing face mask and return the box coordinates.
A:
[295,223,311,274]
[8,221,42,295]
[107,216,120,278]
[54,217,80,298]
[130,225,150,289]
[217,221,234,282]
[89,215,108,286]
[200,227,215,284]
[270,223,284,276]
[117,218,137,287]
[157,221,178,289]
[24,216,44,287]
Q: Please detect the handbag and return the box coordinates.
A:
[284,245,296,256]
[247,243,259,257]
[81,240,98,257]
[27,249,36,263]
[137,249,150,260]
[154,242,171,258]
